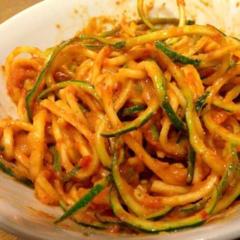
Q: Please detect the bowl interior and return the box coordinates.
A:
[0,0,240,239]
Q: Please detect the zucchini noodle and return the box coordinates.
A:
[1,0,240,234]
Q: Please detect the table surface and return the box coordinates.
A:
[0,1,41,239]
[0,0,41,23]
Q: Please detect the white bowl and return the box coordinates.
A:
[0,0,240,239]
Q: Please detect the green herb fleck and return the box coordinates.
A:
[195,91,210,112]
[62,165,80,182]
[50,146,61,172]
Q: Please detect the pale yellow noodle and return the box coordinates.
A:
[2,126,14,160]
[29,110,47,180]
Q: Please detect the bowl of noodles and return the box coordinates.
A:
[1,0,240,239]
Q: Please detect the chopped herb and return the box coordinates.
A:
[186,146,196,184]
[0,161,14,177]
[186,20,195,25]
[62,165,81,182]
[0,160,33,188]
[155,41,201,67]
[26,38,78,121]
[120,104,146,118]
[113,41,126,49]
[162,100,186,131]
[180,199,206,213]
[83,44,102,50]
[19,178,34,188]
[150,124,159,141]
[195,91,210,112]
[99,26,120,38]
[50,146,61,172]
[55,177,109,223]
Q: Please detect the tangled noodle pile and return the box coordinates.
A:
[1,0,240,233]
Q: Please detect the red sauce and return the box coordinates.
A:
[54,71,70,81]
[200,210,209,221]
[79,155,92,169]
[55,24,61,29]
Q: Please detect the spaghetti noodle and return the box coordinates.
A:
[1,0,240,233]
